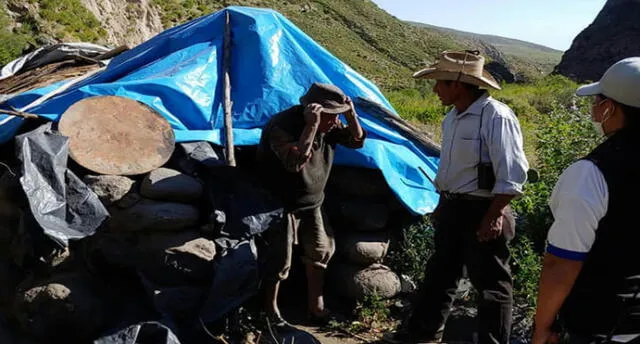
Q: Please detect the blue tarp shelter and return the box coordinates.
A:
[0,6,439,214]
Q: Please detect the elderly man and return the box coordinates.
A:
[257,83,366,326]
[533,57,640,344]
[386,50,529,344]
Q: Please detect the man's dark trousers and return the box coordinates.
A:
[408,197,514,344]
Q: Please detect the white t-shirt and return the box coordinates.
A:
[546,160,609,261]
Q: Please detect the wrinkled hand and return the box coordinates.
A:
[304,103,323,125]
[345,96,356,118]
[477,211,503,242]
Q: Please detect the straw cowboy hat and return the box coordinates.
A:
[413,50,501,90]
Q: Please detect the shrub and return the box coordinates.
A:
[36,0,106,42]
[0,9,33,65]
[512,96,600,250]
[386,217,435,282]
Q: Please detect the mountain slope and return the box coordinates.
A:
[1,0,558,89]
[555,0,640,82]
[408,22,563,80]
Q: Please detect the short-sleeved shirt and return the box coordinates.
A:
[257,105,365,211]
[546,160,609,261]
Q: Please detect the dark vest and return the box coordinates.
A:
[256,106,337,212]
[560,128,640,335]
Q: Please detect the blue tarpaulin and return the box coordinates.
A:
[0,6,439,214]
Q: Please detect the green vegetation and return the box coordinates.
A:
[0,0,593,333]
[408,21,563,80]
[149,0,558,89]
[34,0,106,41]
[0,0,105,66]
[2,0,560,90]
[0,10,33,66]
[151,0,222,27]
[328,292,393,335]
[385,75,601,317]
[150,0,464,89]
[386,217,435,282]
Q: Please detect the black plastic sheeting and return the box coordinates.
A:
[199,238,260,323]
[15,124,108,247]
[203,167,283,240]
[172,141,225,177]
[140,144,284,326]
[94,322,181,344]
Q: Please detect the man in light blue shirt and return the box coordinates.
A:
[386,50,528,344]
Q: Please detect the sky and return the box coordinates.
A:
[370,0,606,51]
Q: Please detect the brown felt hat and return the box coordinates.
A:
[413,50,501,90]
[300,83,351,114]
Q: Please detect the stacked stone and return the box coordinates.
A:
[84,167,216,320]
[326,166,405,301]
[0,165,218,343]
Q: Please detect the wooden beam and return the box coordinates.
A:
[223,10,236,167]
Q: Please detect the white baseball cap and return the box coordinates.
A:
[576,57,640,108]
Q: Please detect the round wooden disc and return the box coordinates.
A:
[59,96,175,175]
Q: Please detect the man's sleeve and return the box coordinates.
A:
[546,160,609,261]
[328,122,366,149]
[268,124,307,172]
[485,107,529,196]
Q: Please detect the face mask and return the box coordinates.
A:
[591,103,611,136]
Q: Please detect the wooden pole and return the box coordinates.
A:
[0,107,39,119]
[223,10,236,167]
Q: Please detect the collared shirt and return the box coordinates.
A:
[435,92,529,197]
[546,160,608,261]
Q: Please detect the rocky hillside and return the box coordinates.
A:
[555,0,640,82]
[1,0,559,89]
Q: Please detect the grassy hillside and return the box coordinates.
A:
[408,21,563,80]
[151,0,466,89]
[2,0,557,89]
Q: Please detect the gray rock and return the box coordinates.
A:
[13,273,104,342]
[338,232,389,265]
[141,168,203,203]
[331,263,401,300]
[83,175,135,206]
[340,201,389,231]
[485,61,516,83]
[108,199,199,232]
[137,231,216,285]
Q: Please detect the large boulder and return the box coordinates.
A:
[137,231,216,286]
[337,232,389,265]
[331,264,401,300]
[13,273,104,342]
[83,175,135,206]
[141,168,203,203]
[107,199,199,232]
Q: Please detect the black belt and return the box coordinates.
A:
[440,191,493,201]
